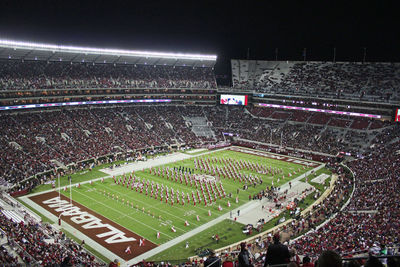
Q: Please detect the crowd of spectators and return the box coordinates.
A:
[207,106,391,155]
[0,60,217,91]
[287,139,400,260]
[233,61,400,102]
[0,105,202,189]
[279,62,399,101]
[246,106,391,130]
[0,212,101,266]
[0,243,19,266]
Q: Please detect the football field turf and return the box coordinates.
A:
[29,148,323,260]
[59,150,312,242]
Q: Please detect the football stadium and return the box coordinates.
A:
[0,39,398,266]
[0,3,399,267]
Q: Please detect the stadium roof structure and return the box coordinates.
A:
[0,39,217,67]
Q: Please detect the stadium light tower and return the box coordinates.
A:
[0,39,217,61]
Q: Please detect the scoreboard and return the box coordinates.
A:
[220,94,248,106]
[395,108,400,122]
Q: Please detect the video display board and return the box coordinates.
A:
[220,94,248,106]
[395,108,400,122]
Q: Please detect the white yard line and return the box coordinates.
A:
[72,187,175,239]
[92,182,202,228]
[125,200,256,266]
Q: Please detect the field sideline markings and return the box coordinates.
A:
[93,181,209,226]
[91,185,191,231]
[93,182,204,228]
[71,186,175,240]
[80,182,194,232]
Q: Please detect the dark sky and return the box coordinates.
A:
[0,0,398,77]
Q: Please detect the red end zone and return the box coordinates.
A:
[29,191,157,261]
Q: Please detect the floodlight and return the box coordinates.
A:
[0,39,217,61]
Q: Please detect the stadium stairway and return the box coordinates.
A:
[183,116,215,138]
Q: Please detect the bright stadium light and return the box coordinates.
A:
[0,39,217,61]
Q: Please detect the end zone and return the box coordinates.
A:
[28,191,157,261]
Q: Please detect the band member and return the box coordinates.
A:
[125,245,132,254]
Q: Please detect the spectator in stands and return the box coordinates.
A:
[204,250,221,267]
[238,242,252,267]
[109,259,119,267]
[302,256,314,267]
[264,233,290,266]
[222,254,235,267]
[316,250,342,267]
[61,256,72,267]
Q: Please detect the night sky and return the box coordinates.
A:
[0,0,398,82]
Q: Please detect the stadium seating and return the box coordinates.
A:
[292,137,400,258]
[0,212,101,266]
[0,60,217,91]
[232,60,400,102]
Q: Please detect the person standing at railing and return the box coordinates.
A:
[263,233,290,266]
[302,256,314,267]
[204,250,221,267]
[239,242,253,267]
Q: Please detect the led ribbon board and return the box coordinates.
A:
[257,103,382,119]
[0,99,172,111]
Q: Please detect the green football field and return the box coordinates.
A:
[41,149,321,259]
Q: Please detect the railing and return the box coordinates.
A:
[8,237,40,266]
